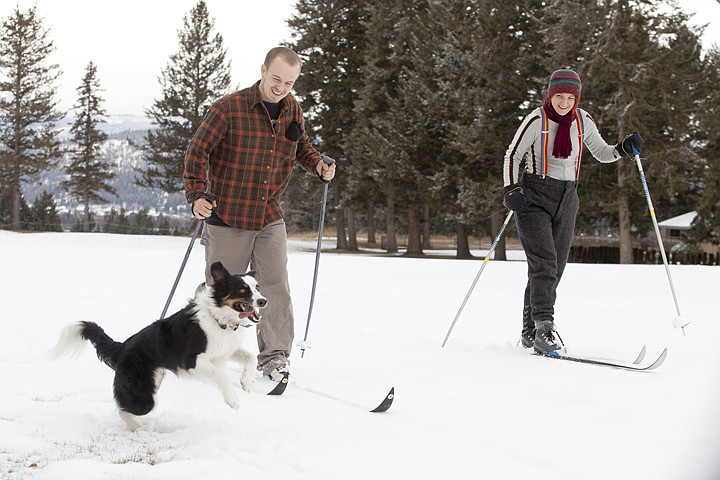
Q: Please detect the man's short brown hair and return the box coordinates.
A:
[264,47,302,71]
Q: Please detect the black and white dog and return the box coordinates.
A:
[49,261,267,430]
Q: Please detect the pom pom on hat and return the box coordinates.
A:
[547,67,582,99]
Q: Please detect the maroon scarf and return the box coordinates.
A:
[542,98,576,159]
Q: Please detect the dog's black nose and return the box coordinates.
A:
[257,298,267,308]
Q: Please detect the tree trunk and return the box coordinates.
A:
[336,208,348,249]
[385,190,398,253]
[405,201,423,256]
[492,209,508,261]
[11,179,21,230]
[347,207,358,251]
[367,199,377,245]
[422,204,431,250]
[617,160,634,264]
[617,115,633,264]
[84,199,91,232]
[455,222,473,259]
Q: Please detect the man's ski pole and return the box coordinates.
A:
[632,149,686,333]
[442,209,514,348]
[299,155,336,357]
[159,194,214,320]
[160,219,202,320]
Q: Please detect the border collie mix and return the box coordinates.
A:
[49,261,267,430]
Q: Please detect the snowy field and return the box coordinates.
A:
[0,230,718,480]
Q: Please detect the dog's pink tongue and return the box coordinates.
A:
[237,311,254,319]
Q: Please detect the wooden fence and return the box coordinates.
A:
[568,245,718,265]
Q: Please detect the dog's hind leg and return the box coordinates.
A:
[190,355,240,409]
[232,348,258,393]
[113,368,156,430]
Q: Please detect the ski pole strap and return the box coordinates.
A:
[539,108,584,180]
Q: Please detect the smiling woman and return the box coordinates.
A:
[10,0,296,115]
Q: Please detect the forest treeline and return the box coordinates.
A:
[1,1,718,262]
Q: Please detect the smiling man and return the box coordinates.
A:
[184,46,336,383]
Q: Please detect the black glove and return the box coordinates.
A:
[285,120,302,141]
[503,184,527,212]
[617,131,644,157]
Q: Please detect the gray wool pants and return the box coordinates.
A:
[201,220,294,375]
[515,174,579,326]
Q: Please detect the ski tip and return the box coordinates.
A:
[645,348,668,371]
[267,372,290,396]
[370,387,395,413]
[633,345,647,365]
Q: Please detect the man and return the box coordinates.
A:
[184,46,336,381]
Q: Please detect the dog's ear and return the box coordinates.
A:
[245,270,257,278]
[210,261,230,285]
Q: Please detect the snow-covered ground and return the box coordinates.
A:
[0,230,718,480]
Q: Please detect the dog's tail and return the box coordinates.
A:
[48,321,122,370]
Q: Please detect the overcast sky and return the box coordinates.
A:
[9,0,720,117]
[13,0,297,116]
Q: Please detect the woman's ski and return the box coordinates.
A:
[536,347,667,371]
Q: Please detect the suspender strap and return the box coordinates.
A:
[539,108,585,179]
[540,108,550,177]
[574,110,584,180]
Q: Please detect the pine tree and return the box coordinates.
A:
[287,0,369,249]
[571,0,705,262]
[29,190,61,231]
[105,207,130,234]
[690,46,720,245]
[432,0,546,258]
[132,207,155,235]
[137,0,231,193]
[61,62,115,232]
[0,5,64,229]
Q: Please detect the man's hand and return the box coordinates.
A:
[192,196,217,219]
[316,155,337,182]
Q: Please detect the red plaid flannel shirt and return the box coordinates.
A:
[184,82,322,231]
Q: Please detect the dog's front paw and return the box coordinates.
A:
[240,373,255,393]
[224,391,241,410]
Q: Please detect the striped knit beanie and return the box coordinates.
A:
[547,67,582,100]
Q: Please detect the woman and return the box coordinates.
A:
[503,67,643,355]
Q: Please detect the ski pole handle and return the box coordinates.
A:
[319,155,336,184]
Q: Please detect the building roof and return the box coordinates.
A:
[657,211,697,229]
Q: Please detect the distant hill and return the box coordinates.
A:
[25,115,190,220]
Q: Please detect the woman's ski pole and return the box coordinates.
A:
[632,149,686,334]
[442,209,514,347]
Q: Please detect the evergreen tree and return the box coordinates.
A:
[29,190,61,231]
[157,214,173,235]
[349,0,414,253]
[137,0,231,193]
[0,5,63,229]
[105,207,130,234]
[61,62,115,232]
[132,207,155,234]
[690,46,720,245]
[431,0,546,258]
[287,0,369,249]
[571,0,705,262]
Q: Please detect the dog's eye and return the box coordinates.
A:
[240,288,246,294]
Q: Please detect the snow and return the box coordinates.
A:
[657,211,698,229]
[1,230,718,480]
